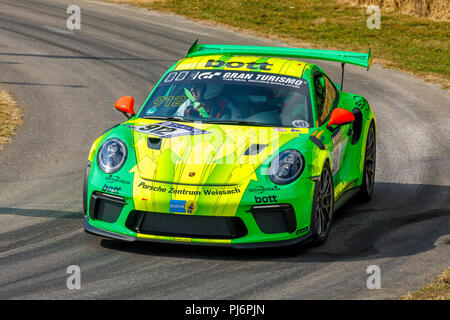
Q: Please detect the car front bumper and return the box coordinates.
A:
[84,218,312,249]
[84,169,316,249]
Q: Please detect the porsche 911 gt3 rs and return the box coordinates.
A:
[83,42,376,248]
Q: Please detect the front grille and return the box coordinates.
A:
[126,211,247,239]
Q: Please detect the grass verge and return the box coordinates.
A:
[402,268,450,300]
[99,0,449,89]
[0,89,22,151]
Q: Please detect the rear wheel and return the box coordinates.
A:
[357,123,376,202]
[311,162,334,245]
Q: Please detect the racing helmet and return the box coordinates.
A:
[203,83,224,100]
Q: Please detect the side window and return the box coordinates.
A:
[314,74,326,126]
[314,73,337,126]
[323,75,337,118]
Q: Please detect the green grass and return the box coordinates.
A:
[106,0,450,89]
[0,89,22,150]
[402,268,450,300]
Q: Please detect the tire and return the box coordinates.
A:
[310,161,335,245]
[357,123,376,202]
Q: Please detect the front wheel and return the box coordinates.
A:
[310,162,335,245]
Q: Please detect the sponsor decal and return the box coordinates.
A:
[138,181,241,196]
[169,200,198,214]
[292,120,309,128]
[169,188,201,196]
[170,200,187,213]
[273,127,286,132]
[331,128,347,175]
[205,60,273,71]
[105,175,130,185]
[126,122,209,138]
[222,71,306,87]
[185,200,198,214]
[137,181,167,192]
[164,70,222,83]
[254,195,278,203]
[102,184,121,194]
[168,187,241,196]
[202,188,241,196]
[162,70,306,90]
[248,185,280,194]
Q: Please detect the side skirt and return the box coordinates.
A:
[334,186,360,211]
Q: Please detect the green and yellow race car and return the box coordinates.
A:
[83,42,376,248]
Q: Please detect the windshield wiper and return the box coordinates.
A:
[142,117,276,127]
[142,115,190,122]
[204,120,275,127]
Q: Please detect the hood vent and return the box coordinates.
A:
[244,144,267,156]
[147,137,162,150]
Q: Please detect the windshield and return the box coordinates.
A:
[139,69,312,128]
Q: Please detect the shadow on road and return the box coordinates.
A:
[1,182,448,262]
[98,182,449,262]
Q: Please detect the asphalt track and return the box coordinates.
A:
[0,0,449,299]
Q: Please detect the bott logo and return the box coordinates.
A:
[254,195,278,203]
[102,184,121,194]
[206,60,273,71]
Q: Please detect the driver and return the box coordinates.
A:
[175,83,234,119]
[268,88,309,127]
[267,88,295,109]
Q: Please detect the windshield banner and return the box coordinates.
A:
[163,70,306,90]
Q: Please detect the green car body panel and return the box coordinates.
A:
[84,44,376,248]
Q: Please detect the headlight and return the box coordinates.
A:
[269,149,304,185]
[97,138,127,173]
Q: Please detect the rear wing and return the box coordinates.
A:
[186,41,373,70]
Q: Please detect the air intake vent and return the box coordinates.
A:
[244,144,267,155]
[126,211,248,239]
[250,204,296,234]
[89,193,125,223]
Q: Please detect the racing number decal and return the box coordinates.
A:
[331,129,346,175]
[136,124,177,136]
[152,95,187,108]
[126,122,210,138]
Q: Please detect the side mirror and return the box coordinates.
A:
[328,108,355,129]
[115,96,135,119]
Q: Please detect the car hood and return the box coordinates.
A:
[126,119,308,186]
